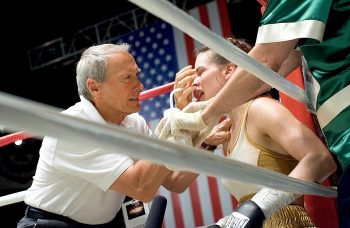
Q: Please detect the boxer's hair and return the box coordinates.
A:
[194,37,252,66]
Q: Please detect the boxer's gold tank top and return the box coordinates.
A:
[221,100,298,204]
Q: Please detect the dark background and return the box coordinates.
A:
[0,0,261,227]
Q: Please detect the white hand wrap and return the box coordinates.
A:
[216,216,230,227]
[155,99,215,147]
[155,108,196,171]
[251,187,302,219]
[155,100,217,169]
[182,98,212,113]
[155,108,180,139]
[170,111,207,131]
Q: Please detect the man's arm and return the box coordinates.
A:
[109,160,171,202]
[162,170,199,193]
[277,49,302,78]
[202,39,300,125]
[109,160,199,202]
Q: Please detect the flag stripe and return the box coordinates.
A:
[171,193,185,228]
[217,0,232,37]
[189,8,203,49]
[208,176,224,221]
[214,148,237,213]
[207,1,223,36]
[189,183,204,226]
[179,190,195,228]
[198,174,215,225]
[199,5,211,28]
[218,175,235,214]
[159,187,173,228]
[184,34,195,66]
[173,28,189,69]
[231,195,239,209]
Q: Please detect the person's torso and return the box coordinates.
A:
[258,0,350,169]
[221,101,298,204]
[25,97,151,224]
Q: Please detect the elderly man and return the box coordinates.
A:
[17,43,198,227]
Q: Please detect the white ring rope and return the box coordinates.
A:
[128,0,314,112]
[0,91,336,209]
[0,190,26,207]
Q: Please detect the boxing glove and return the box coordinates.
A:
[224,200,265,228]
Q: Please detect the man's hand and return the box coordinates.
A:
[204,118,231,146]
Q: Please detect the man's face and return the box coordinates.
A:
[193,51,227,101]
[99,52,144,116]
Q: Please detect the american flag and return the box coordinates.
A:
[114,0,237,227]
[114,20,177,123]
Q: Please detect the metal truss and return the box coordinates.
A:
[27,7,159,70]
[27,0,217,71]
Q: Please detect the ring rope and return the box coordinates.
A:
[0,84,172,207]
[0,191,27,207]
[139,82,174,101]
[0,131,32,147]
[0,82,175,146]
[0,91,336,209]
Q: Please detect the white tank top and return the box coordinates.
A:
[221,101,262,202]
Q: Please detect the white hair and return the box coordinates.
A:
[76,43,131,102]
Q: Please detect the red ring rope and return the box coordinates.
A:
[0,82,175,146]
[139,82,174,101]
[0,131,32,147]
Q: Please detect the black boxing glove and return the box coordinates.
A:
[224,200,265,228]
[224,188,300,228]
